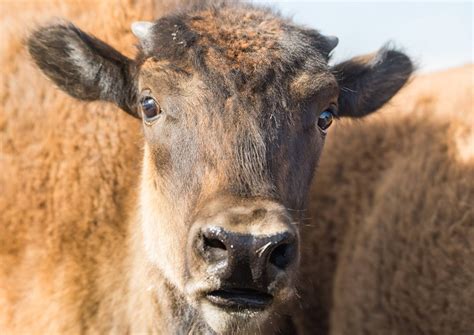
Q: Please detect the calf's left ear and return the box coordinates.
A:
[27,22,139,118]
[333,47,413,118]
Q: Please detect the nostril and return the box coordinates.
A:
[269,243,293,270]
[198,228,229,264]
[204,236,227,250]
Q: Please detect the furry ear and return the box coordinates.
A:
[27,22,139,118]
[333,47,413,118]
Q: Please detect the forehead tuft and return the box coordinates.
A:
[188,7,284,71]
[140,4,331,79]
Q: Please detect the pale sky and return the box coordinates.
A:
[253,1,473,72]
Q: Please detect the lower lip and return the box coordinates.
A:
[206,289,273,310]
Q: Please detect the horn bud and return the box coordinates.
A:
[324,35,339,53]
[131,21,154,40]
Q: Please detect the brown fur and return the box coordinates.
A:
[0,0,175,333]
[2,0,463,334]
[189,7,283,72]
[297,65,474,334]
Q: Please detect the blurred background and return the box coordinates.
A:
[253,0,473,73]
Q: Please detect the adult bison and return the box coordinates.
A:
[5,0,459,334]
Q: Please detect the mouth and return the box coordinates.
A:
[206,288,273,310]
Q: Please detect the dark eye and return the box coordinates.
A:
[140,97,161,122]
[317,109,334,131]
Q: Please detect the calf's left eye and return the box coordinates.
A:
[317,110,334,131]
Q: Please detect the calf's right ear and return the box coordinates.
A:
[27,22,139,118]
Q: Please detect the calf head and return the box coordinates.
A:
[28,3,412,333]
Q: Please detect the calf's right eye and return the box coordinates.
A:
[140,97,161,123]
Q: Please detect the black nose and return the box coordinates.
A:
[196,226,297,289]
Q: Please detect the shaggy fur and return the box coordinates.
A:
[1,1,167,333]
[2,1,467,335]
[296,65,474,334]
